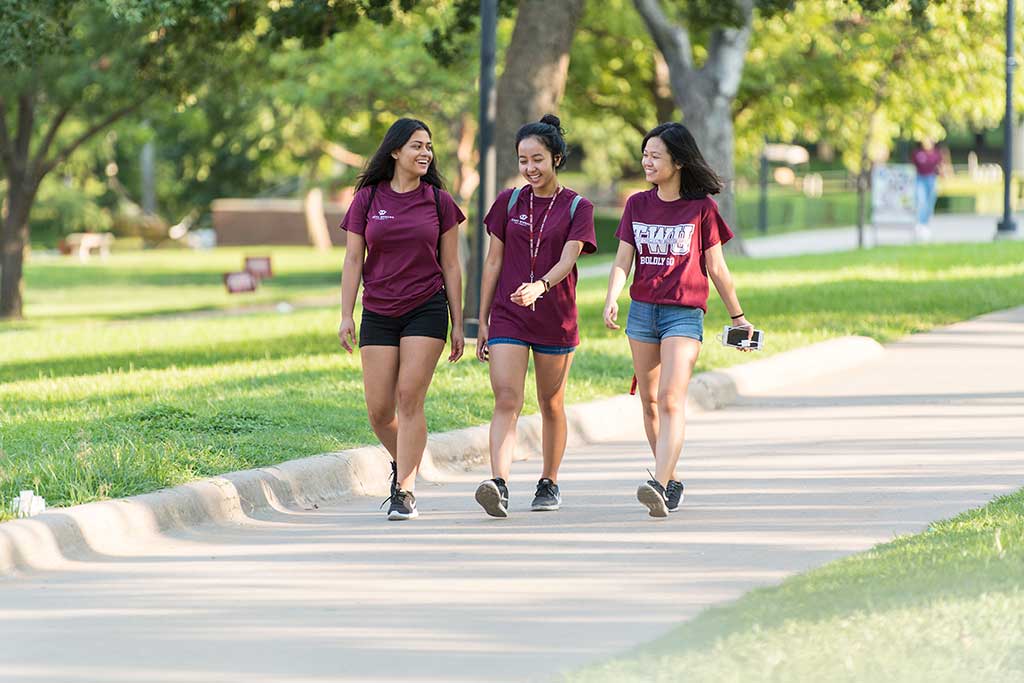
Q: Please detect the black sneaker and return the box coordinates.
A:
[637,479,669,518]
[530,478,561,511]
[387,489,418,521]
[475,478,509,518]
[666,480,685,513]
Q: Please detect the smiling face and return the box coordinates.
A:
[392,128,433,179]
[642,135,681,188]
[518,136,560,192]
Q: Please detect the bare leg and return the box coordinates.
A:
[360,345,400,460]
[487,344,530,481]
[395,336,445,491]
[652,336,701,486]
[533,351,574,483]
[629,338,661,460]
[629,339,684,482]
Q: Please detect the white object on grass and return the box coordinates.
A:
[11,490,47,518]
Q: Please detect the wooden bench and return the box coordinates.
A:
[65,232,114,262]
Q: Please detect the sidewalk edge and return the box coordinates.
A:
[0,335,883,575]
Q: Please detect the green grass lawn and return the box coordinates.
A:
[1,242,1023,516]
[14,246,345,326]
[566,487,1024,682]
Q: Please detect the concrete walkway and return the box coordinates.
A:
[741,211,1023,258]
[2,308,1023,683]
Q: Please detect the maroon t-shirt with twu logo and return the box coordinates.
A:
[615,189,734,312]
[484,186,597,347]
[340,181,465,317]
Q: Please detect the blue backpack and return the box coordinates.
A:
[507,187,583,220]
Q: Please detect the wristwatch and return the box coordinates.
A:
[541,278,551,292]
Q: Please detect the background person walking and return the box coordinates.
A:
[603,122,754,518]
[474,115,597,518]
[339,118,466,521]
[911,139,945,242]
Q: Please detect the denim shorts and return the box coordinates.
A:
[488,337,576,355]
[625,301,704,344]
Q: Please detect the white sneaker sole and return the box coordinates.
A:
[475,481,508,518]
[530,501,561,512]
[637,483,668,518]
[387,508,419,521]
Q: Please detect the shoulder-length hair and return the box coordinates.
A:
[643,122,723,198]
[356,118,447,191]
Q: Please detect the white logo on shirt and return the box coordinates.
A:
[632,221,695,266]
[510,213,530,227]
[371,208,395,221]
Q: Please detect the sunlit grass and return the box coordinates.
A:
[567,488,1024,682]
[2,241,1022,515]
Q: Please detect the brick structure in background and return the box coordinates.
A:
[211,198,347,246]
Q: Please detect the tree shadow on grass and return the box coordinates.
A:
[0,330,344,383]
[23,263,340,291]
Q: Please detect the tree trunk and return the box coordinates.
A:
[679,92,741,234]
[1,177,36,320]
[304,186,332,252]
[494,0,585,190]
[454,111,479,207]
[651,52,677,124]
[633,0,753,246]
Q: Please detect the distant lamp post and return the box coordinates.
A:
[758,143,809,235]
[465,0,498,337]
[998,0,1019,237]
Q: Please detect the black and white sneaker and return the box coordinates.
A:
[387,489,419,521]
[666,480,685,513]
[475,478,509,518]
[530,478,561,511]
[637,479,669,518]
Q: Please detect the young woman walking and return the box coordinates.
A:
[339,118,466,521]
[603,122,755,518]
[474,114,597,518]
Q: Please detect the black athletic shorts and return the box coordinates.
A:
[359,289,449,347]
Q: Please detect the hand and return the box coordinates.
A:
[476,323,489,362]
[510,281,546,308]
[449,328,465,363]
[731,316,754,352]
[338,317,357,353]
[603,301,620,330]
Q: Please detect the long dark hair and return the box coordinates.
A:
[643,122,723,198]
[515,114,569,170]
[356,118,447,190]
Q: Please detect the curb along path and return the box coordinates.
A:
[0,336,882,575]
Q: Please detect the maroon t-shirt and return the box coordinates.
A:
[484,187,597,346]
[615,189,733,312]
[341,181,465,317]
[911,148,942,176]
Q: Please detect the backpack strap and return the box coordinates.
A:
[433,185,443,264]
[364,183,378,220]
[569,194,582,220]
[507,187,580,219]
[507,186,523,215]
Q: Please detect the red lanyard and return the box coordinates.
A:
[528,184,562,285]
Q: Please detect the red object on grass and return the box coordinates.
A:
[244,256,273,280]
[224,271,258,293]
